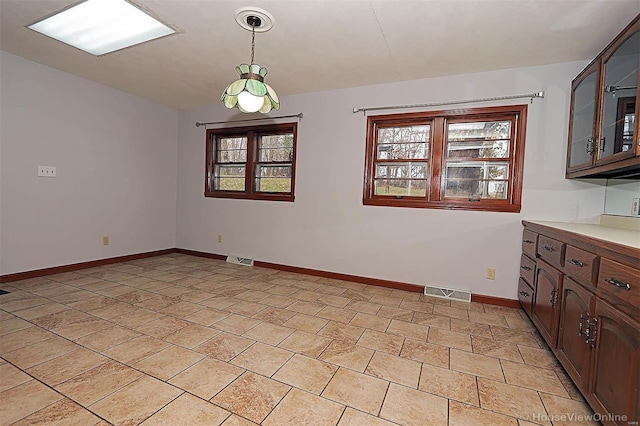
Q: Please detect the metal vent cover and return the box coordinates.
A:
[423,285,471,303]
[226,255,254,266]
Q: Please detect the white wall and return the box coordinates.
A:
[0,52,178,275]
[604,179,640,216]
[176,61,607,299]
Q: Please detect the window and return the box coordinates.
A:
[363,105,527,212]
[205,123,297,201]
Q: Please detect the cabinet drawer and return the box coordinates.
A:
[564,245,598,285]
[537,235,565,268]
[518,278,534,315]
[597,259,640,308]
[522,230,538,259]
[520,254,535,286]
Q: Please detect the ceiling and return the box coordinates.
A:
[1,0,638,110]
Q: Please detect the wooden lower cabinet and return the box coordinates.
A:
[556,278,594,392]
[587,298,640,425]
[532,259,563,347]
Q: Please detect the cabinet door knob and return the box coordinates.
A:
[521,265,532,271]
[569,259,584,267]
[605,278,630,290]
[543,246,554,252]
[519,290,529,297]
[578,313,588,338]
[586,137,595,154]
[523,239,534,244]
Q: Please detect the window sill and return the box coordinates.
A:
[363,197,521,213]
[205,191,294,202]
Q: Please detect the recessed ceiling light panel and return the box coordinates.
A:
[27,0,176,56]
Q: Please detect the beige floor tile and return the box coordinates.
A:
[3,337,79,369]
[253,306,297,325]
[539,393,597,426]
[291,290,323,302]
[477,378,548,423]
[202,296,238,310]
[450,300,485,311]
[30,309,89,330]
[103,335,170,364]
[0,327,53,354]
[272,354,338,394]
[212,372,290,423]
[242,321,294,345]
[376,306,414,321]
[260,294,296,308]
[0,362,32,392]
[501,360,569,397]
[89,375,183,425]
[235,290,270,303]
[318,340,375,372]
[366,351,421,388]
[356,329,404,355]
[263,388,344,426]
[450,318,493,337]
[194,332,255,361]
[450,349,505,381]
[346,300,381,315]
[27,348,108,386]
[134,345,205,380]
[141,393,230,425]
[316,305,357,323]
[433,305,470,320]
[174,289,215,303]
[169,357,245,400]
[491,326,541,347]
[55,360,144,405]
[505,315,537,331]
[448,400,518,426]
[428,327,472,351]
[5,299,59,316]
[322,367,389,415]
[421,295,451,306]
[265,285,299,297]
[51,316,113,340]
[472,336,524,362]
[517,344,559,368]
[349,312,390,332]
[116,290,156,305]
[412,312,451,329]
[134,316,190,338]
[469,310,509,327]
[0,380,64,425]
[221,414,259,425]
[159,300,204,317]
[399,300,434,313]
[278,330,332,357]
[183,308,230,326]
[111,308,164,328]
[89,300,138,319]
[231,342,293,376]
[387,319,428,340]
[337,407,397,425]
[74,325,141,351]
[287,300,325,315]
[379,382,448,426]
[283,313,329,333]
[317,295,351,308]
[318,321,365,344]
[214,314,261,335]
[164,324,220,348]
[400,338,449,368]
[0,317,33,336]
[418,363,479,406]
[11,397,101,426]
[225,300,266,316]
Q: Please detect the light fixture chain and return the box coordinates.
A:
[250,26,255,65]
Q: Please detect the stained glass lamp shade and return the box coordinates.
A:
[221,63,280,113]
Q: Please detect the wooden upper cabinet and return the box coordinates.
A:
[566,15,640,178]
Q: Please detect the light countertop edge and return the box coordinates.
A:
[525,220,640,250]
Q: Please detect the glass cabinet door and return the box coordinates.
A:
[598,29,639,162]
[568,65,599,170]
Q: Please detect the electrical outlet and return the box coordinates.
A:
[102,236,110,246]
[486,268,496,280]
[217,234,223,243]
[38,165,56,177]
[632,198,640,215]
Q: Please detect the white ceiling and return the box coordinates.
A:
[1,0,638,110]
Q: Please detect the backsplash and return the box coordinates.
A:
[604,179,640,216]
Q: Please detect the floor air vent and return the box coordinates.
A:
[423,285,471,303]
[226,255,254,266]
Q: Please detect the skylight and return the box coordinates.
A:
[27,0,176,56]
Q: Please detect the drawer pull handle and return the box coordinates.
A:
[578,313,588,338]
[519,290,529,298]
[520,265,532,271]
[605,278,631,290]
[543,246,554,252]
[569,259,584,267]
[523,240,534,244]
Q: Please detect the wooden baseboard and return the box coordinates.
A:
[1,247,520,308]
[0,249,175,283]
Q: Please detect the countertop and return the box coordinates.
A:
[524,219,640,250]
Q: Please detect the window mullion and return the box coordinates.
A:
[430,117,445,202]
[246,131,256,194]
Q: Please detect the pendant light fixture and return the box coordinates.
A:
[221,7,279,114]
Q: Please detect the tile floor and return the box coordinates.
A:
[0,254,596,425]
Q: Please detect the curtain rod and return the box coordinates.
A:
[352,91,545,115]
[195,112,303,128]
